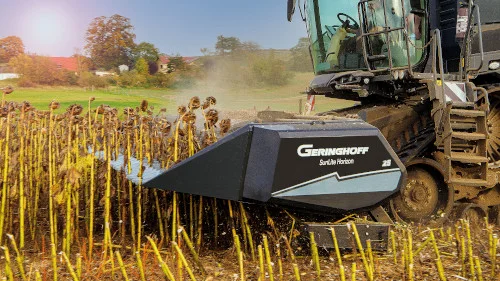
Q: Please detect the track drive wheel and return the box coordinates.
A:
[487,87,500,167]
[451,203,488,230]
[390,163,452,225]
[489,205,500,225]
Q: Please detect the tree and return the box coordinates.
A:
[251,51,292,86]
[288,37,313,72]
[200,48,211,56]
[0,36,24,63]
[8,54,33,77]
[148,61,159,75]
[215,35,241,55]
[133,42,159,63]
[167,55,187,73]
[84,14,136,69]
[9,54,63,85]
[134,57,149,75]
[239,41,260,53]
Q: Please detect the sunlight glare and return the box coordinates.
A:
[22,5,71,52]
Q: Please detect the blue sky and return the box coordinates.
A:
[1,0,308,57]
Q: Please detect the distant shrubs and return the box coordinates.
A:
[117,70,146,87]
[146,73,175,88]
[77,72,109,88]
[251,53,292,86]
[201,51,293,87]
[17,78,36,88]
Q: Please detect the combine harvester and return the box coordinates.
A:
[134,0,500,248]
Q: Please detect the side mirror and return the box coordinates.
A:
[287,0,296,22]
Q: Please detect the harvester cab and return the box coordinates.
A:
[301,0,425,75]
[116,0,500,248]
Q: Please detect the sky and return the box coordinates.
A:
[0,0,308,57]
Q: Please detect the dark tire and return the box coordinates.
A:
[390,160,453,225]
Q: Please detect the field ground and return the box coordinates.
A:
[0,72,356,115]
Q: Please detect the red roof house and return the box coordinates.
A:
[48,57,79,72]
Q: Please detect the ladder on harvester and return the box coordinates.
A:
[429,28,489,187]
[441,82,489,186]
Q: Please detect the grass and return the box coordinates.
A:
[0,72,355,114]
[0,86,168,114]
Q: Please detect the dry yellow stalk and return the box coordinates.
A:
[61,251,80,281]
[258,245,265,281]
[350,222,373,281]
[135,251,146,281]
[2,246,15,281]
[146,236,176,281]
[330,227,346,281]
[7,234,27,281]
[115,251,130,281]
[263,235,274,281]
[429,229,446,281]
[172,241,197,281]
[179,226,206,275]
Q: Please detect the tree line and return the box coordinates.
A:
[2,14,313,88]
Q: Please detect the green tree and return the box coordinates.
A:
[215,35,241,55]
[167,55,187,73]
[84,14,136,69]
[288,37,313,72]
[134,57,149,75]
[0,36,24,63]
[133,42,159,63]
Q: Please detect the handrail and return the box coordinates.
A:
[431,29,445,97]
[459,4,484,81]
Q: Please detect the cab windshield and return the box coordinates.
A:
[305,0,427,74]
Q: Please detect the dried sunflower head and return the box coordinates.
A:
[67,104,83,116]
[106,107,118,117]
[220,118,231,134]
[49,101,60,110]
[206,96,217,106]
[96,105,106,114]
[140,100,149,112]
[21,101,33,113]
[188,96,201,111]
[123,107,136,116]
[160,121,172,135]
[177,128,186,137]
[0,107,9,117]
[205,109,219,127]
[201,100,210,110]
[89,96,95,102]
[2,86,13,95]
[178,105,187,115]
[182,111,196,124]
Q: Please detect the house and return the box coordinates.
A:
[48,57,79,72]
[118,64,129,73]
[95,71,116,77]
[0,73,19,81]
[157,55,199,73]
